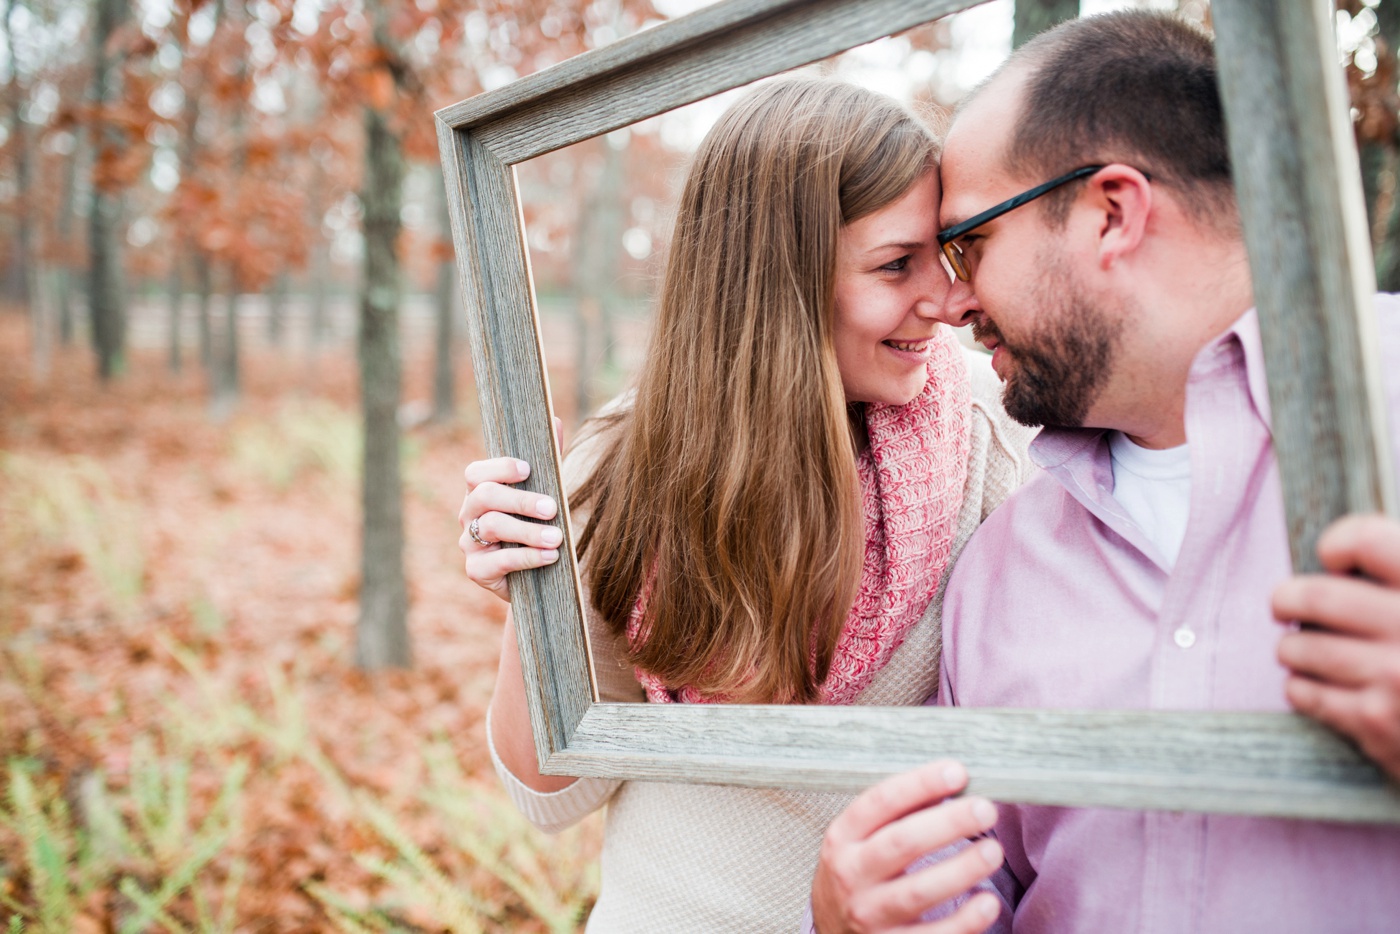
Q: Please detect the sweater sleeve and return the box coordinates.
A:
[485,592,639,832]
[485,705,621,834]
[486,396,642,834]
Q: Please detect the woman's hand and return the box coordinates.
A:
[458,455,564,601]
[811,761,1005,934]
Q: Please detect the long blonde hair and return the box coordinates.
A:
[573,77,939,704]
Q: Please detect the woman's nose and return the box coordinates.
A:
[914,255,955,318]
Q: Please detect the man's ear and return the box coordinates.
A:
[1085,164,1152,270]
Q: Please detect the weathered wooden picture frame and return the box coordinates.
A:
[436,0,1400,823]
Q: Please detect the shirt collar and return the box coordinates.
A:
[1188,307,1272,429]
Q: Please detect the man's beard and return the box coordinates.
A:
[974,261,1125,429]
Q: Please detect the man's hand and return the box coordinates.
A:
[811,761,1005,934]
[1274,514,1400,781]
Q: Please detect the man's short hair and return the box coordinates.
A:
[1003,12,1235,228]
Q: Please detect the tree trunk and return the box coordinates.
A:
[1361,142,1388,244]
[57,128,81,346]
[355,98,410,670]
[306,160,331,357]
[593,139,624,378]
[194,251,213,367]
[2,0,25,309]
[57,269,74,346]
[309,242,329,351]
[571,135,625,421]
[168,32,203,371]
[88,177,125,380]
[1013,0,1078,48]
[207,0,245,411]
[0,0,17,308]
[4,0,48,379]
[1372,1,1400,289]
[166,256,183,373]
[574,297,597,422]
[430,176,456,422]
[20,96,48,382]
[28,267,50,381]
[266,269,288,345]
[1379,178,1400,291]
[87,0,129,381]
[210,271,240,419]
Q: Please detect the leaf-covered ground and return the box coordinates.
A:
[0,312,600,932]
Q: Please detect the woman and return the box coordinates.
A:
[458,77,1033,932]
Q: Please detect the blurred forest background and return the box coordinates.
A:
[0,0,1392,930]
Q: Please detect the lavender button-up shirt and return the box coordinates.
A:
[939,299,1400,933]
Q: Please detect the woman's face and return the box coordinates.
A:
[833,169,952,406]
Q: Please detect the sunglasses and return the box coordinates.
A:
[937,165,1106,282]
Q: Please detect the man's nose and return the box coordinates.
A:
[933,276,980,328]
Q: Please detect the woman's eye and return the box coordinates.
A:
[880,256,910,273]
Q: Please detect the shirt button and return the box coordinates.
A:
[1174,628,1197,649]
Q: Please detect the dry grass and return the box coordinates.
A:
[0,312,602,932]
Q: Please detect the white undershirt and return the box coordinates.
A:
[1108,431,1193,568]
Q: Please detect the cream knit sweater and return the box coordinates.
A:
[487,347,1034,933]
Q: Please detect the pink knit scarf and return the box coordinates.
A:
[627,328,972,705]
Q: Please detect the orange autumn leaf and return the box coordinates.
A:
[366,66,395,111]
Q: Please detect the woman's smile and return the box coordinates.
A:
[884,336,933,353]
[834,170,951,406]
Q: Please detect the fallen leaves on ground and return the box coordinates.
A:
[0,312,601,932]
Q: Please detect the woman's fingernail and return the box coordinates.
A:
[942,762,967,788]
[542,527,563,547]
[537,497,557,518]
[977,894,1000,919]
[540,549,559,564]
[978,839,1002,867]
[972,798,997,826]
[516,459,530,476]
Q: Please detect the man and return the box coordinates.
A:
[810,12,1400,934]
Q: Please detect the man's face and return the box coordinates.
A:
[938,75,1128,429]
[971,250,1125,428]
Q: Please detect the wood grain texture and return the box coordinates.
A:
[547,704,1400,823]
[1214,0,1398,572]
[440,0,983,165]
[436,0,1400,817]
[436,120,594,766]
[435,0,807,129]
